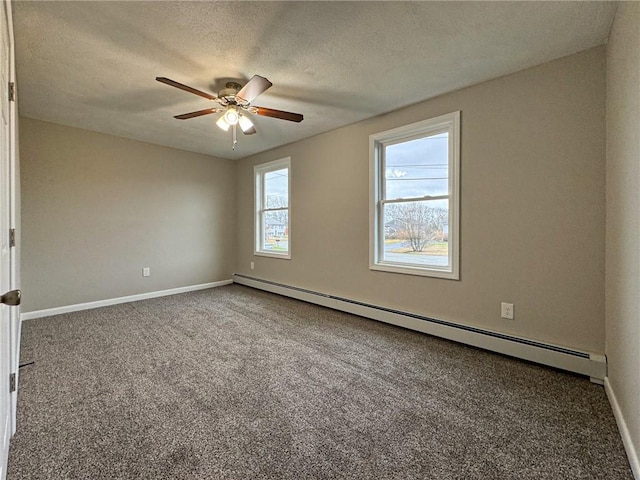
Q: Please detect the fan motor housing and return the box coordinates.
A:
[219,82,242,103]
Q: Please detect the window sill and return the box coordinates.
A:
[370,262,459,280]
[254,251,291,260]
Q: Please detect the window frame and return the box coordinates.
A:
[254,157,292,259]
[369,111,460,280]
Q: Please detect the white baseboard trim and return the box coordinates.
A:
[605,377,640,479]
[20,280,233,321]
[233,274,607,380]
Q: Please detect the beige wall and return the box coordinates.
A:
[236,47,606,354]
[20,117,236,312]
[606,2,640,474]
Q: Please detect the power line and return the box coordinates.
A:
[386,164,448,168]
[387,177,448,181]
[266,174,288,180]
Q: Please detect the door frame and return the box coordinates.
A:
[6,0,18,438]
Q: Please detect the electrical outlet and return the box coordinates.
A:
[142,267,151,277]
[250,262,255,270]
[501,302,514,320]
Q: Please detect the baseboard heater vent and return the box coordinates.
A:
[233,274,606,381]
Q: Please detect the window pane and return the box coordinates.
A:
[265,168,288,208]
[385,132,448,200]
[262,210,289,253]
[382,200,449,267]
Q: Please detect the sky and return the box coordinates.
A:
[264,168,288,207]
[384,131,448,202]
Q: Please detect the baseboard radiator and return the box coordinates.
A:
[233,274,606,382]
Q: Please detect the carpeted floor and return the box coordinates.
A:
[8,285,633,479]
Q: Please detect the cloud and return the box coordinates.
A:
[385,168,407,178]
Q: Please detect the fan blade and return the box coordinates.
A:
[174,108,221,120]
[255,107,303,123]
[156,77,218,101]
[236,75,273,103]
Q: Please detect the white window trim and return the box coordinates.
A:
[369,111,460,280]
[254,157,292,259]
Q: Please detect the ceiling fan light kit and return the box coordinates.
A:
[156,75,303,150]
[223,107,239,126]
[238,115,255,134]
[215,114,231,132]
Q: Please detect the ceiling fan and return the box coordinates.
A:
[156,75,303,149]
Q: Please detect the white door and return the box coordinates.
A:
[0,0,15,478]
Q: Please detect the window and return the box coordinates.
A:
[370,112,460,279]
[255,157,291,258]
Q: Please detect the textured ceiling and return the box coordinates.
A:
[12,1,616,160]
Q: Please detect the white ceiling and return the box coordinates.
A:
[12,1,616,160]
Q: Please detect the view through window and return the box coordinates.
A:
[371,112,459,279]
[255,158,290,258]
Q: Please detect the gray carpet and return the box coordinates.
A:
[8,285,633,479]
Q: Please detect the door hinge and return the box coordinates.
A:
[9,228,15,247]
[8,82,14,102]
[9,373,15,392]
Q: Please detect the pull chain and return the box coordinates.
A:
[232,124,237,150]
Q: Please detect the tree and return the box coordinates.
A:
[265,194,288,238]
[387,203,447,252]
